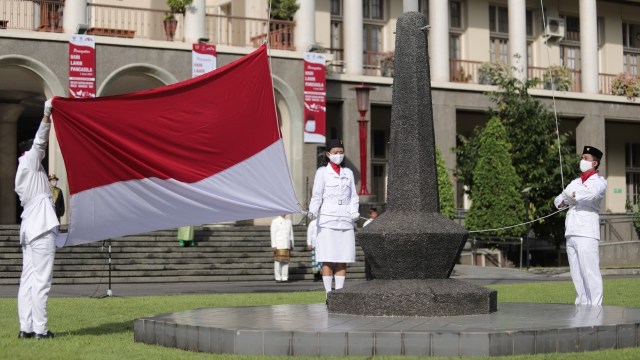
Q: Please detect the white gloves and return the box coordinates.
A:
[562,190,577,206]
[44,99,53,117]
[351,213,360,221]
[308,212,317,220]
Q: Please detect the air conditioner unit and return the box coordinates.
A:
[545,17,565,38]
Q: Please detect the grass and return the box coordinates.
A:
[1,279,640,359]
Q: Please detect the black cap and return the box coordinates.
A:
[326,139,344,150]
[582,146,603,160]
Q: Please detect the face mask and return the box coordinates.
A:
[329,153,344,165]
[579,159,593,173]
[50,180,57,187]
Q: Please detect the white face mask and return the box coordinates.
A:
[50,180,57,187]
[579,159,594,173]
[329,153,344,165]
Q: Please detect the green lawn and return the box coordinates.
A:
[1,279,639,359]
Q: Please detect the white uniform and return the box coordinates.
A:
[306,219,322,273]
[270,216,294,281]
[15,122,59,335]
[308,165,359,263]
[554,173,607,306]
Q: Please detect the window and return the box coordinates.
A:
[560,45,581,70]
[562,15,580,41]
[624,53,639,75]
[364,0,384,20]
[623,23,640,49]
[490,38,509,62]
[626,143,640,206]
[330,21,343,61]
[526,10,533,36]
[450,1,462,29]
[363,25,382,52]
[489,5,508,34]
[449,34,460,59]
[419,0,429,21]
[331,0,341,16]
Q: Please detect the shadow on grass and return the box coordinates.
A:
[61,320,133,337]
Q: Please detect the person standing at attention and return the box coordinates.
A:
[271,214,294,283]
[554,146,607,306]
[48,174,65,222]
[15,99,59,339]
[363,207,378,227]
[308,139,359,297]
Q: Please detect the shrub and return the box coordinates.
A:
[610,73,640,100]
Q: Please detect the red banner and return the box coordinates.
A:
[68,35,96,98]
[303,53,326,143]
[192,43,217,78]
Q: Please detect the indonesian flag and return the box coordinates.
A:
[52,45,301,247]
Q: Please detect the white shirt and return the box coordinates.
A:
[554,173,607,240]
[270,216,294,249]
[15,122,59,244]
[308,165,359,230]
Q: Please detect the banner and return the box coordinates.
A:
[303,52,326,143]
[192,43,217,78]
[68,35,96,98]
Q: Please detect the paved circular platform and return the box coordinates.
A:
[134,302,640,356]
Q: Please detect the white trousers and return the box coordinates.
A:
[18,231,56,334]
[566,235,603,306]
[274,261,289,281]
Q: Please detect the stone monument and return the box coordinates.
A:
[327,12,497,317]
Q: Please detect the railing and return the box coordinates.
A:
[328,48,344,73]
[1,0,64,32]
[599,73,616,95]
[1,0,296,48]
[450,59,482,83]
[364,51,393,77]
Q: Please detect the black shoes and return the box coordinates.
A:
[18,331,35,339]
[35,331,55,339]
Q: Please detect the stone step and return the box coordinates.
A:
[0,225,366,283]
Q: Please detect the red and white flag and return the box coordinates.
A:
[52,45,301,247]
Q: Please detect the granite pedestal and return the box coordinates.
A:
[134,302,640,356]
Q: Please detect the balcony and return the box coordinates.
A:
[0,0,295,50]
[450,59,624,96]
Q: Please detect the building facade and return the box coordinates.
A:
[0,0,639,227]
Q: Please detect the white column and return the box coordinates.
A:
[508,0,527,81]
[0,104,25,224]
[344,0,363,76]
[184,0,206,44]
[429,0,449,82]
[294,0,316,51]
[580,0,599,94]
[62,0,87,34]
[403,0,419,13]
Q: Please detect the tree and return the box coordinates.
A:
[465,117,526,236]
[456,64,579,247]
[436,147,456,219]
[269,0,300,20]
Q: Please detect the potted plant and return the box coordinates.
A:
[380,52,395,77]
[543,65,572,91]
[610,72,640,100]
[477,60,509,85]
[164,0,193,41]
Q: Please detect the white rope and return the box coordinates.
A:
[468,207,568,233]
[540,0,566,189]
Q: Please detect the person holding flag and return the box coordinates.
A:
[15,99,58,339]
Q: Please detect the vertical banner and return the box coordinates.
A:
[303,52,327,143]
[192,43,217,78]
[68,35,96,98]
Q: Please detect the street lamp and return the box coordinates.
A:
[351,83,376,196]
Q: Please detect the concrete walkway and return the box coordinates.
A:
[0,264,635,299]
[0,264,553,298]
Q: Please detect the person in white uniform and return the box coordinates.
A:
[270,215,294,282]
[15,99,59,339]
[308,139,359,296]
[554,146,607,306]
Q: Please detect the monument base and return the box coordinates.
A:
[327,279,497,317]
